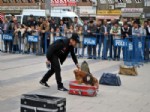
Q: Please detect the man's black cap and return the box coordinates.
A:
[71,33,80,43]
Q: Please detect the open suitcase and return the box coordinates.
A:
[21,94,66,112]
[68,81,98,97]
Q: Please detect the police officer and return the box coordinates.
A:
[40,33,80,91]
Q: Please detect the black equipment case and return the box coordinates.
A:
[21,94,66,112]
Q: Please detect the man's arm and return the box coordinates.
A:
[70,47,79,68]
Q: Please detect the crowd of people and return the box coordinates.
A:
[0,14,150,61]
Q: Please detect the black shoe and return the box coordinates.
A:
[87,57,92,59]
[40,81,50,87]
[117,58,120,61]
[58,87,68,91]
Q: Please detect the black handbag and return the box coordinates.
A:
[21,94,66,112]
[99,73,121,86]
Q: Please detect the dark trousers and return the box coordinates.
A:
[4,40,12,52]
[98,36,104,58]
[102,37,109,59]
[88,45,96,58]
[113,46,121,59]
[41,55,63,88]
[108,35,113,58]
[144,39,149,61]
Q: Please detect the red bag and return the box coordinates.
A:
[68,81,98,97]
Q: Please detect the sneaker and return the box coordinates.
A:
[39,81,50,87]
[58,87,68,91]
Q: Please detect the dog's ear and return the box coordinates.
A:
[81,61,91,74]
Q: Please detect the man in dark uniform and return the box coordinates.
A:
[26,14,37,27]
[40,33,80,91]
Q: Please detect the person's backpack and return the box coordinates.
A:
[99,73,121,86]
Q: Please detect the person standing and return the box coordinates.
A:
[40,18,50,54]
[40,33,80,91]
[3,18,10,53]
[96,20,104,58]
[87,20,97,59]
[145,20,150,61]
[26,14,37,27]
[110,22,121,61]
[102,20,111,60]
[121,23,132,60]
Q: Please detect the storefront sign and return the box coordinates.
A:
[0,6,39,10]
[96,16,120,19]
[97,10,121,15]
[51,0,76,6]
[121,8,143,13]
[122,13,141,17]
[79,6,96,16]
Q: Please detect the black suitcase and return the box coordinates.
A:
[21,94,66,112]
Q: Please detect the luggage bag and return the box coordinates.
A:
[69,81,98,97]
[21,94,66,112]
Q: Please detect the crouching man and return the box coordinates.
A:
[40,33,80,91]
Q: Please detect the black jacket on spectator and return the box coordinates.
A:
[27,20,37,27]
[87,24,97,37]
[46,39,78,65]
[146,26,150,36]
[121,27,132,39]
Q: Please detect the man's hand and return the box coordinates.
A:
[46,60,51,64]
[104,32,108,35]
[76,64,81,70]
[46,60,51,69]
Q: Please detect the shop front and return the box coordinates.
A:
[96,10,121,20]
[121,8,143,18]
[0,6,39,15]
[145,13,150,19]
[77,6,96,21]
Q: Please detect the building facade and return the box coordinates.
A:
[0,0,45,14]
[97,0,145,20]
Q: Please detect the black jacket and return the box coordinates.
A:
[46,39,78,65]
[121,27,132,39]
[146,26,150,36]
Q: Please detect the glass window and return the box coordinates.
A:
[118,0,123,3]
[15,0,20,2]
[108,0,114,4]
[126,0,132,3]
[99,0,106,4]
[144,0,150,6]
[8,0,14,3]
[21,0,27,2]
[2,0,7,3]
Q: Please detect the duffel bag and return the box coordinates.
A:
[119,65,138,76]
[99,73,121,86]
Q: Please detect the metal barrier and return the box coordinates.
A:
[1,32,13,52]
[113,36,145,66]
[0,31,149,64]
